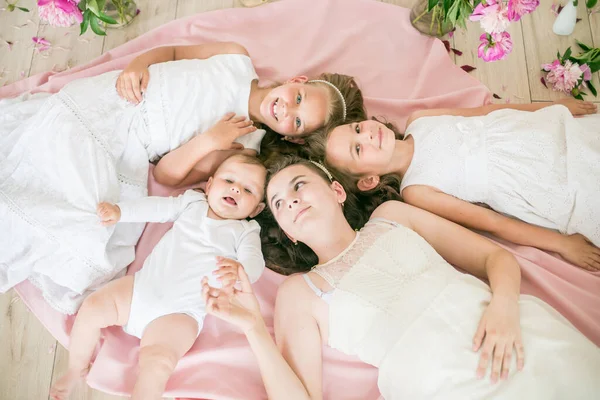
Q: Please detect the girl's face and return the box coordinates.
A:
[260,77,330,137]
[326,119,396,176]
[266,164,345,243]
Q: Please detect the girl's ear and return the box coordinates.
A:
[287,76,309,84]
[283,230,296,244]
[357,175,380,192]
[331,181,347,205]
[249,202,266,218]
[205,177,214,194]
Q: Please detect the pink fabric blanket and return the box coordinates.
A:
[4,0,599,399]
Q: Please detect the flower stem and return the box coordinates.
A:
[412,7,430,24]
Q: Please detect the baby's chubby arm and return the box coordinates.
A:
[213,225,265,290]
[96,190,204,226]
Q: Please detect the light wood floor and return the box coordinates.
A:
[0,0,598,399]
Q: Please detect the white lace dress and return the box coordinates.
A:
[312,218,600,399]
[0,54,265,313]
[400,105,600,245]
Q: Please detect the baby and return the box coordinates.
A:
[51,154,267,400]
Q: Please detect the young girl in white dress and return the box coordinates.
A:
[0,41,361,313]
[307,99,600,271]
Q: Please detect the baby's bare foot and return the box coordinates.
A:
[50,368,87,400]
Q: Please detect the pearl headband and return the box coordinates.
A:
[309,160,333,182]
[308,80,347,121]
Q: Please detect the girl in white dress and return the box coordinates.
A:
[202,156,600,400]
[0,42,361,313]
[306,99,600,271]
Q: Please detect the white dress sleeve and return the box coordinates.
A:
[117,189,206,223]
[235,220,265,283]
[234,128,266,153]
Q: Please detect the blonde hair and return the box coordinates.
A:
[259,72,366,167]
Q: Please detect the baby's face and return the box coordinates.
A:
[206,158,266,220]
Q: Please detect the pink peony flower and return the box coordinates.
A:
[38,0,82,27]
[542,59,562,71]
[543,60,583,93]
[477,32,513,62]
[580,64,592,82]
[507,0,539,21]
[470,0,510,34]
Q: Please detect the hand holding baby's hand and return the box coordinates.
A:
[97,202,121,226]
[554,98,597,116]
[214,256,242,292]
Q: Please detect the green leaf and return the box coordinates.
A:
[443,0,451,15]
[562,47,572,62]
[78,0,86,11]
[17,6,29,12]
[428,0,438,12]
[446,0,461,25]
[573,93,584,100]
[96,12,117,24]
[459,1,472,26]
[80,10,90,35]
[87,0,101,16]
[576,41,591,52]
[588,61,600,73]
[587,81,597,97]
[90,15,106,36]
[586,0,598,8]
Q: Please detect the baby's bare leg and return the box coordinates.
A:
[131,314,199,400]
[50,275,134,400]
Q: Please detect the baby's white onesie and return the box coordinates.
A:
[116,189,264,338]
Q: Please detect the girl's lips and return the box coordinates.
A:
[270,99,278,121]
[294,206,310,222]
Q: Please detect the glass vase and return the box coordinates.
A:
[410,0,454,38]
[103,0,138,29]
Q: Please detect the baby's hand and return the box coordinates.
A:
[97,202,121,226]
[554,98,597,116]
[204,113,257,151]
[214,256,242,292]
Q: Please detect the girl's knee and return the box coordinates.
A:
[138,344,180,374]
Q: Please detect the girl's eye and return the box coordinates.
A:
[296,117,301,129]
[294,181,305,191]
[244,188,252,194]
[355,144,361,156]
[354,124,360,133]
[225,179,233,184]
[296,94,302,104]
[275,200,281,209]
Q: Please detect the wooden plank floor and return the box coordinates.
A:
[0,0,598,399]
